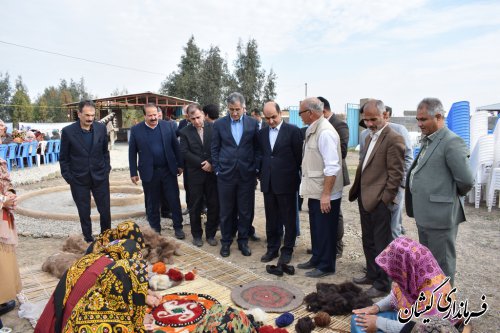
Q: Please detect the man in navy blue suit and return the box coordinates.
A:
[211,92,261,257]
[258,101,302,265]
[129,103,185,238]
[60,100,111,242]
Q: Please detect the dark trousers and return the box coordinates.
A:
[188,175,219,239]
[218,175,255,247]
[308,198,341,272]
[359,199,393,292]
[264,189,297,256]
[142,167,183,232]
[70,178,111,241]
[337,208,344,254]
[417,225,458,286]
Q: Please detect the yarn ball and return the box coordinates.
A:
[294,317,315,333]
[275,312,294,328]
[152,262,167,274]
[167,268,183,281]
[259,326,288,333]
[185,271,196,280]
[246,308,268,323]
[313,311,331,327]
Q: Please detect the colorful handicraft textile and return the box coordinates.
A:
[87,220,145,254]
[62,258,149,333]
[147,293,220,332]
[375,236,458,324]
[193,304,258,333]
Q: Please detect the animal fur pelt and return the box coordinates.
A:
[62,235,89,254]
[140,225,180,264]
[304,282,373,315]
[41,252,82,278]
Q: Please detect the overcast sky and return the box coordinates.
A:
[1,0,499,115]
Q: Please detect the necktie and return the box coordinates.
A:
[198,127,203,143]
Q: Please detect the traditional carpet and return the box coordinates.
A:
[231,280,304,312]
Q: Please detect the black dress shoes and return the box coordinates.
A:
[305,268,334,278]
[353,275,374,285]
[281,264,295,275]
[238,244,252,256]
[220,245,230,257]
[174,229,186,240]
[206,237,218,246]
[365,286,389,298]
[261,252,279,263]
[0,300,16,316]
[249,234,261,242]
[297,261,316,269]
[266,265,283,276]
[278,253,292,265]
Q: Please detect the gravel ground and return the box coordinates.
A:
[1,147,498,332]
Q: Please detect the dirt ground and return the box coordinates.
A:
[2,151,499,332]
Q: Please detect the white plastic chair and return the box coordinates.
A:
[486,168,500,212]
[468,135,494,208]
[36,141,47,166]
[470,111,489,152]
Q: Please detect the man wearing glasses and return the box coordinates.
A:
[297,97,343,278]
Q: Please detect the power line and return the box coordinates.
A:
[0,40,167,76]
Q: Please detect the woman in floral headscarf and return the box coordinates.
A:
[351,237,461,333]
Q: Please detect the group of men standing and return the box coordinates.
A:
[59,94,473,294]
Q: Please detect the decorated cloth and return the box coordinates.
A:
[37,238,144,333]
[147,293,220,332]
[193,304,259,333]
[375,237,458,324]
[86,220,146,254]
[63,258,149,333]
[0,158,21,304]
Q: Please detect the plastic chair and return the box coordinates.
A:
[486,168,500,212]
[45,140,55,164]
[16,142,31,169]
[37,141,47,165]
[468,135,494,208]
[6,143,18,171]
[53,139,61,162]
[28,141,38,167]
[0,144,7,161]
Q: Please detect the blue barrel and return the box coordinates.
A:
[448,101,470,148]
[346,103,360,148]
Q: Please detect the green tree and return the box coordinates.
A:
[110,87,129,96]
[233,38,265,112]
[11,76,33,125]
[159,35,202,101]
[198,45,230,107]
[0,72,12,121]
[35,96,49,122]
[262,68,277,102]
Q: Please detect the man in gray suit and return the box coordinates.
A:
[360,106,413,238]
[406,97,473,285]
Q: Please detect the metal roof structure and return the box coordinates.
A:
[476,103,500,112]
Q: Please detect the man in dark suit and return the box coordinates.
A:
[211,92,261,257]
[60,100,111,242]
[251,109,268,130]
[318,96,350,258]
[406,97,473,285]
[129,103,185,239]
[348,99,405,297]
[179,103,219,247]
[258,101,302,265]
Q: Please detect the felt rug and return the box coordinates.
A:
[231,280,304,312]
[147,292,219,332]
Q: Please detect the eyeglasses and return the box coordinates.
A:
[299,109,310,115]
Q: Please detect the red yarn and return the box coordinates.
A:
[185,271,196,280]
[167,268,184,281]
[258,326,288,333]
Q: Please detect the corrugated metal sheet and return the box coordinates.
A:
[346,103,360,148]
[288,106,303,128]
